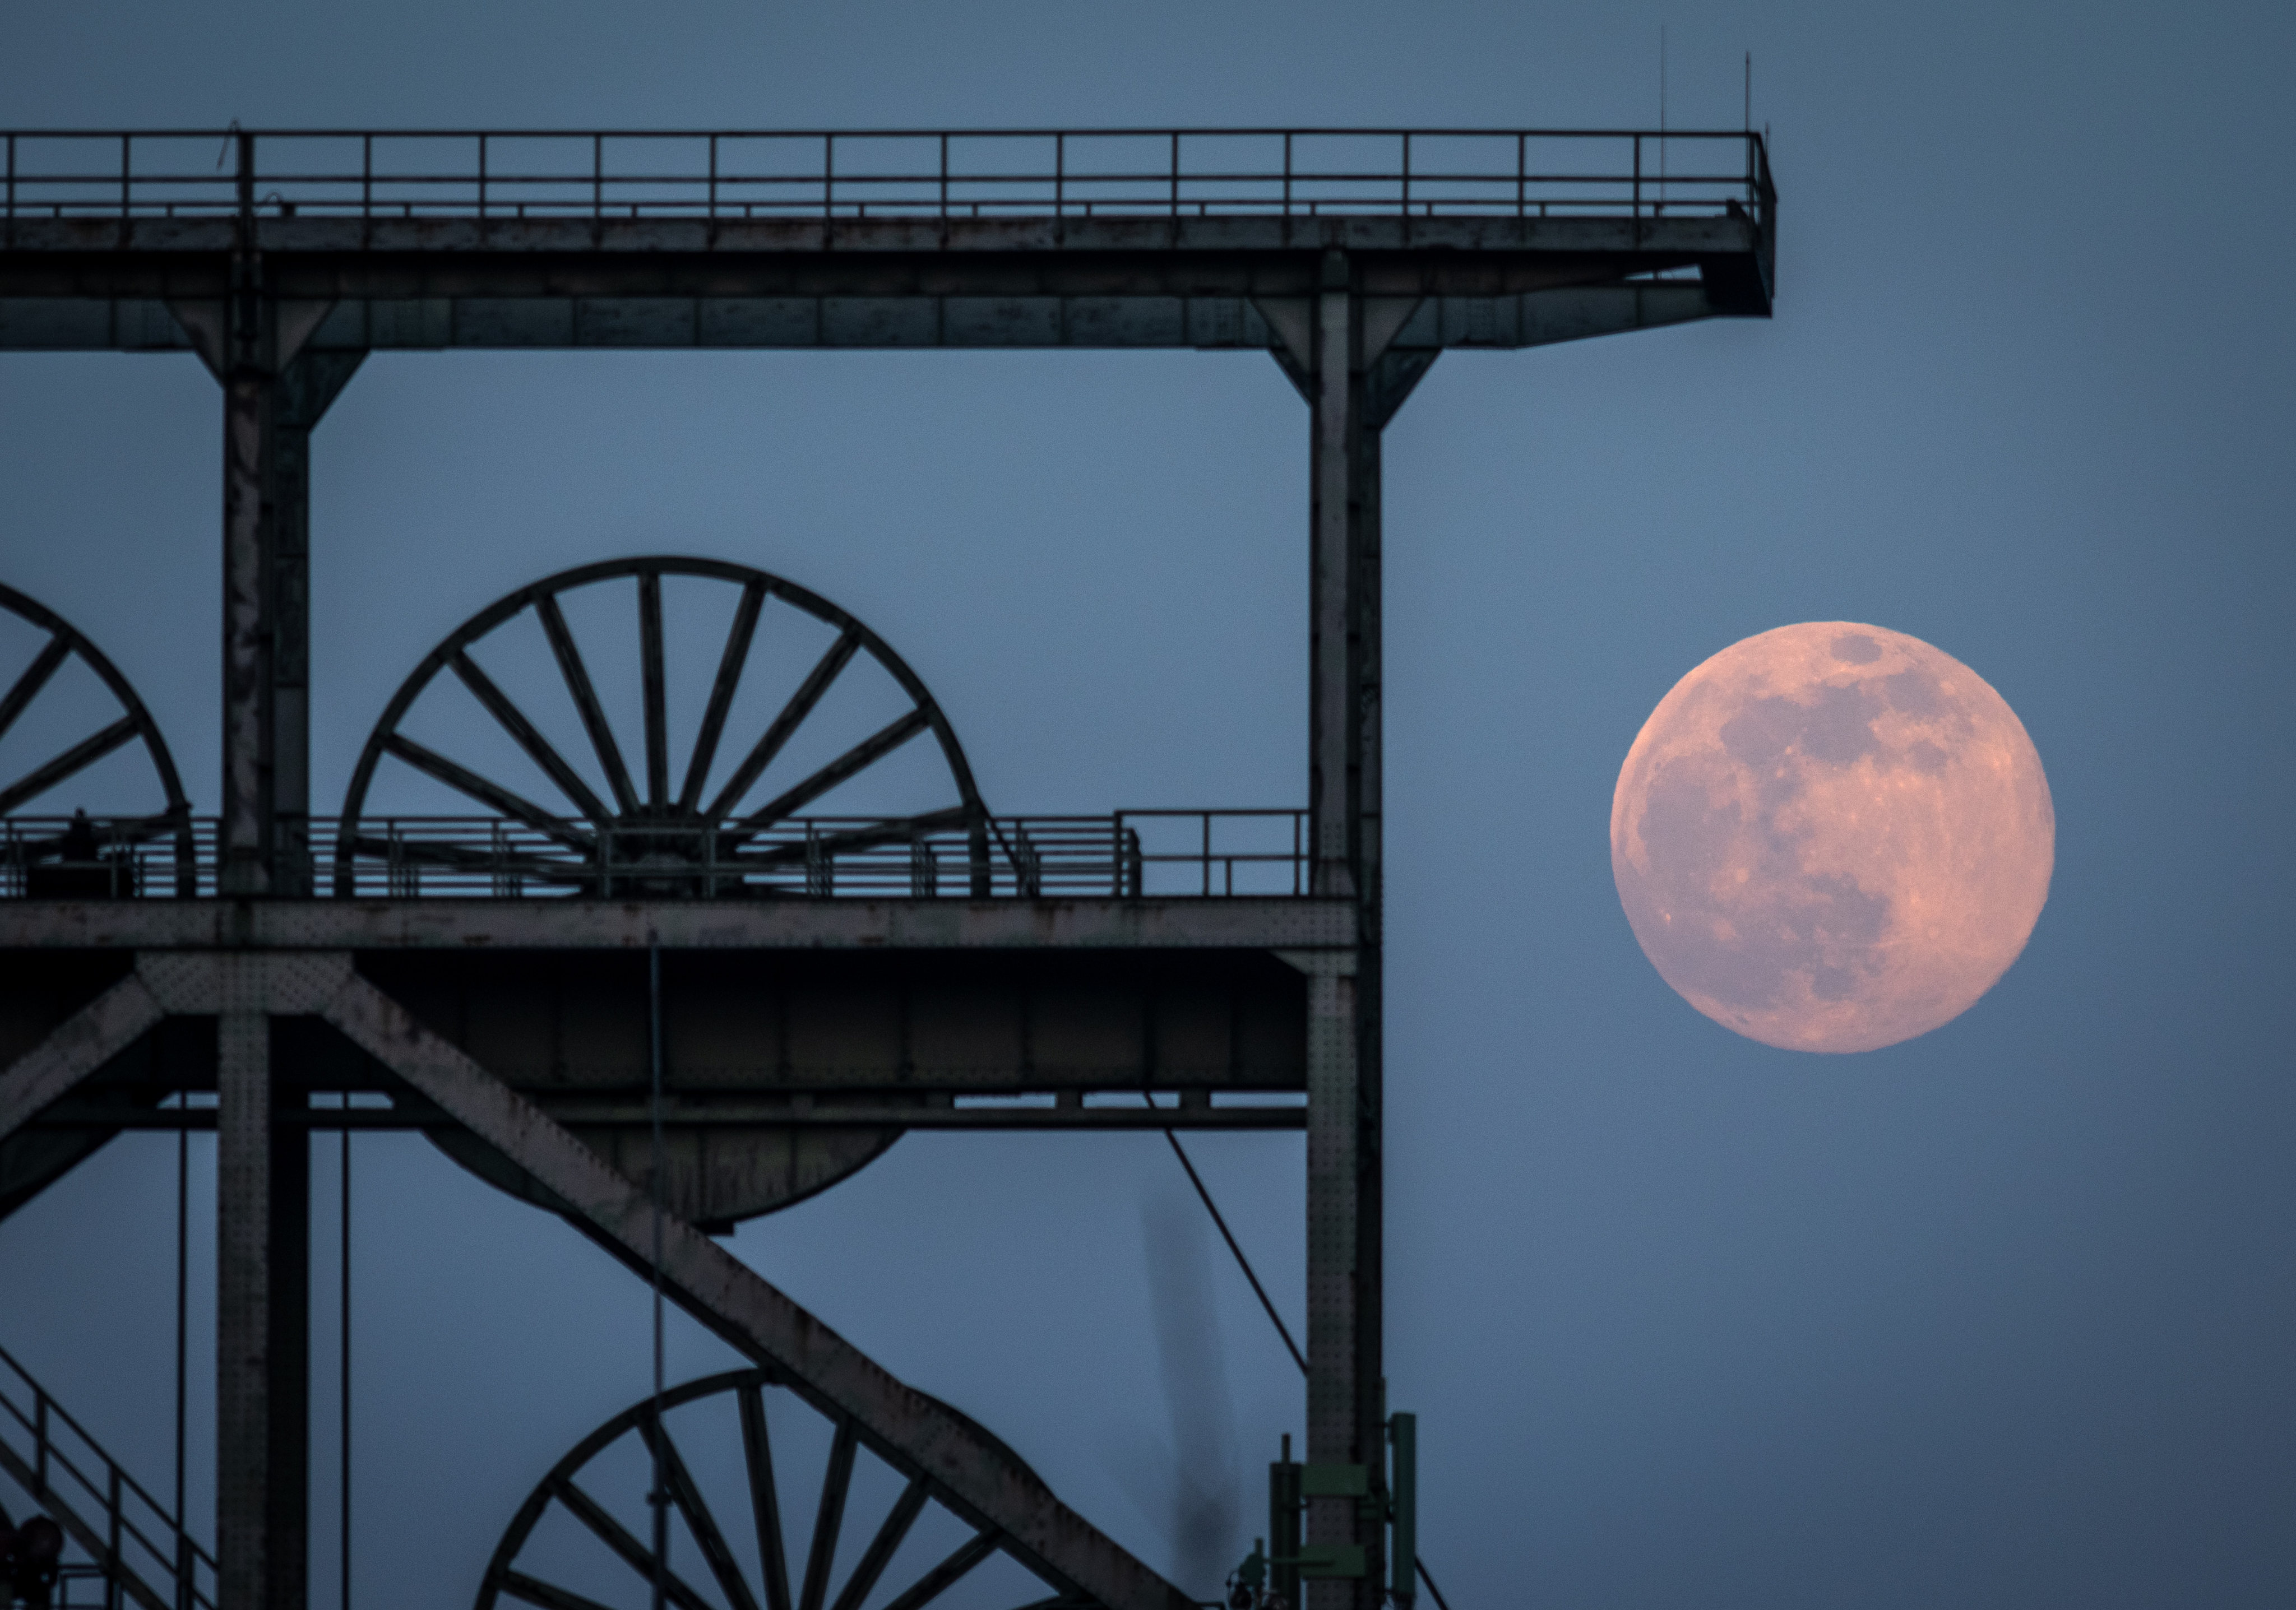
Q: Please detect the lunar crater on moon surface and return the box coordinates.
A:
[1611,623,2053,1053]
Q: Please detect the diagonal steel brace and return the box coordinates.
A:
[317,969,1192,1610]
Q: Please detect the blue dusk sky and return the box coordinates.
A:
[1,2,2290,1607]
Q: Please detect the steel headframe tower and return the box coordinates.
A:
[0,126,1772,1610]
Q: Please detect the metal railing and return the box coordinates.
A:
[0,1345,215,1610]
[0,128,1772,226]
[0,811,1312,900]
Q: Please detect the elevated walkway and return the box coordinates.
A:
[0,1344,214,1609]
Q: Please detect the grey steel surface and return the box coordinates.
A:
[0,894,1357,950]
[0,124,1777,1610]
[1298,284,1385,1606]
[314,967,1194,1610]
[0,1343,216,1610]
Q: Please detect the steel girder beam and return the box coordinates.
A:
[0,895,1358,952]
[0,208,1763,277]
[0,282,1724,356]
[309,963,1192,1610]
[0,969,164,1147]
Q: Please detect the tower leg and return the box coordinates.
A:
[217,1004,311,1610]
[1305,267,1385,1610]
[216,266,359,897]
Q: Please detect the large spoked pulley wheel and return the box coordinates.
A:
[478,1369,1061,1610]
[336,557,987,897]
[0,582,194,897]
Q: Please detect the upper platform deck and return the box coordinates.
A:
[0,126,1774,352]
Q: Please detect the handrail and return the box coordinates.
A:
[0,128,1771,229]
[0,1344,216,1610]
[0,811,1315,901]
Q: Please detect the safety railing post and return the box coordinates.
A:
[1517,132,1526,217]
[1054,131,1064,217]
[120,132,131,217]
[823,133,834,219]
[1200,812,1211,897]
[1401,129,1411,216]
[476,132,487,218]
[362,133,372,217]
[1632,133,1642,217]
[1169,130,1179,216]
[592,132,603,217]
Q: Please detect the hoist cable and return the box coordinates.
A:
[648,937,668,1610]
[1159,1108,1461,1609]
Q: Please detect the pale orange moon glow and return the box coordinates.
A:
[1610,623,2054,1053]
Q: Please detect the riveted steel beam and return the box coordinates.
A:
[314,967,1193,1610]
[0,895,1358,952]
[0,969,164,1147]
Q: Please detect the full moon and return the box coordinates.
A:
[1610,623,2053,1052]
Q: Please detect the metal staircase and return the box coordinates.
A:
[0,1345,213,1610]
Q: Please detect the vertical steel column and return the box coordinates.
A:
[217,979,310,1610]
[220,335,277,896]
[220,132,275,898]
[219,129,354,898]
[215,1006,271,1608]
[1304,249,1385,1610]
[266,352,361,898]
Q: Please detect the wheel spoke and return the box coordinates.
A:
[0,635,70,747]
[0,714,140,815]
[730,709,931,843]
[640,570,670,810]
[702,629,861,827]
[538,593,641,816]
[640,1411,763,1610]
[549,1477,719,1610]
[798,1421,858,1610]
[877,1530,999,1610]
[679,581,766,815]
[451,652,615,828]
[739,1382,795,1610]
[827,1476,928,1610]
[381,734,593,853]
[497,1570,621,1610]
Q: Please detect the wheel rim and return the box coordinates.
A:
[337,557,985,896]
[0,582,194,893]
[476,1369,1073,1610]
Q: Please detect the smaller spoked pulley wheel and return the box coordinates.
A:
[0,582,194,897]
[478,1370,1059,1610]
[336,558,987,897]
